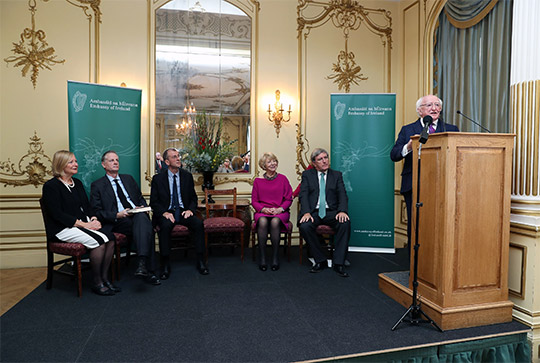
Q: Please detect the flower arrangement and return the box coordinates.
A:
[181,112,237,173]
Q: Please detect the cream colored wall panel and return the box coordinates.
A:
[99,0,150,190]
[0,249,47,269]
[1,0,95,196]
[509,229,540,321]
[257,0,299,187]
[402,1,421,126]
[298,0,396,164]
[0,210,43,233]
[509,243,526,298]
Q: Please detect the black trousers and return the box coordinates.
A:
[298,209,350,265]
[102,212,156,270]
[156,210,205,258]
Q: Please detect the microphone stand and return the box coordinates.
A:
[392,139,443,332]
[456,111,491,133]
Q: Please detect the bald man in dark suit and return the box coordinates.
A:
[91,150,160,285]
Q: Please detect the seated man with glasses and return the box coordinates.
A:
[390,95,459,256]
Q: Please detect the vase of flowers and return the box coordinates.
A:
[201,170,215,203]
[182,112,237,203]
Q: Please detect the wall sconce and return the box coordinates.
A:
[267,89,291,138]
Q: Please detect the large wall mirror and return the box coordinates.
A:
[153,0,256,178]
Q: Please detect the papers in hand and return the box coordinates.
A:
[127,206,152,214]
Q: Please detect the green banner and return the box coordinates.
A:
[331,94,395,252]
[67,81,142,192]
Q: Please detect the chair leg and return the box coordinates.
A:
[75,257,82,297]
[46,251,53,290]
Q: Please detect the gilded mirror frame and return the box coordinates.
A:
[147,0,259,186]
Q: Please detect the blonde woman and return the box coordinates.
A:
[42,150,118,296]
[251,152,293,271]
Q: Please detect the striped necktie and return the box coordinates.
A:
[114,179,131,210]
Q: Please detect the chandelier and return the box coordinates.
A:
[176,102,196,134]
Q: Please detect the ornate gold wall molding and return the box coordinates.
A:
[297,0,392,93]
[0,132,53,188]
[64,0,102,83]
[3,0,102,88]
[65,0,102,23]
[3,0,65,89]
[296,0,393,175]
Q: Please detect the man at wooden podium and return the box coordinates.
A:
[390,95,459,255]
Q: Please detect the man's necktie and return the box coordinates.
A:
[429,124,436,134]
[172,174,180,220]
[114,179,131,210]
[318,172,326,219]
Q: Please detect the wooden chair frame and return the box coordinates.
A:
[203,188,245,262]
[39,199,88,297]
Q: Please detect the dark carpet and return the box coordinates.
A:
[0,247,528,362]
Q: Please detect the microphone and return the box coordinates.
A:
[419,115,433,144]
[240,150,250,158]
[456,111,491,133]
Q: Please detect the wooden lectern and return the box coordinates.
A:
[380,132,515,330]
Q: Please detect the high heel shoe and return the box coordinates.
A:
[259,264,267,271]
[271,264,280,271]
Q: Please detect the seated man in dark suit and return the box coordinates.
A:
[90,150,160,285]
[390,95,459,255]
[298,148,351,277]
[150,148,209,277]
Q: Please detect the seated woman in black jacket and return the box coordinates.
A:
[42,150,119,296]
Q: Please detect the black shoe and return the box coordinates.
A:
[160,264,170,280]
[146,274,161,285]
[333,264,349,278]
[197,260,209,275]
[92,283,115,296]
[103,281,122,293]
[135,259,148,277]
[259,264,267,271]
[271,264,280,271]
[310,262,327,273]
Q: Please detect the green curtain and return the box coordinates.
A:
[327,333,530,362]
[434,0,513,133]
[438,334,531,363]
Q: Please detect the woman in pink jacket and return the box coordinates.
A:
[251,152,293,271]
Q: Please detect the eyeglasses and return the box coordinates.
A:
[420,102,442,109]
